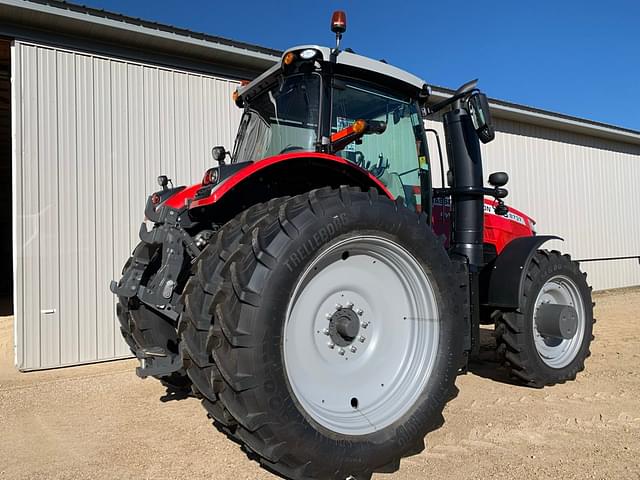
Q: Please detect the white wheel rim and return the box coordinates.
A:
[283,235,440,435]
[533,275,586,368]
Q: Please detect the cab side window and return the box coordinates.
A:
[331,78,424,210]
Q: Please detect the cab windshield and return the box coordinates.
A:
[232,73,321,162]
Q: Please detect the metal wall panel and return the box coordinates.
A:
[13,41,241,370]
[13,40,640,370]
[426,117,640,291]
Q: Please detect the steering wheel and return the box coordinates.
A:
[279,145,305,154]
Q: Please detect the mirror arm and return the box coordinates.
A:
[425,88,479,116]
[432,186,505,198]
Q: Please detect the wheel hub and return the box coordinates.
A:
[532,275,586,368]
[535,303,579,339]
[328,305,362,346]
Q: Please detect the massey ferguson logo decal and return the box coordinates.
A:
[483,203,527,226]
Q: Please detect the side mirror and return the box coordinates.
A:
[468,92,495,144]
[489,171,509,187]
[211,146,227,165]
[157,175,170,190]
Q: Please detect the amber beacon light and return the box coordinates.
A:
[331,11,347,51]
[331,11,347,34]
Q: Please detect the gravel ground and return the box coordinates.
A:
[1,288,639,479]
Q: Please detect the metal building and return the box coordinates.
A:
[2,0,276,370]
[2,0,638,370]
[425,99,640,292]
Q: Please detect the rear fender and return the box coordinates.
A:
[185,152,392,224]
[481,235,563,310]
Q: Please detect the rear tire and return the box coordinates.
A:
[179,197,290,405]
[495,249,594,387]
[116,242,191,391]
[181,187,465,479]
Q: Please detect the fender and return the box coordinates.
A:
[178,152,393,223]
[483,235,562,310]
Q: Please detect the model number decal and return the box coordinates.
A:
[483,203,526,226]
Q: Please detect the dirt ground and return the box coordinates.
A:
[1,289,639,480]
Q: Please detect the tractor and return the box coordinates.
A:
[111,11,593,480]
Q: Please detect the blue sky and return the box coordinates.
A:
[85,0,639,131]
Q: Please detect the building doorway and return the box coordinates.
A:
[0,39,12,315]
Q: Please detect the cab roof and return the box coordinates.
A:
[237,45,427,98]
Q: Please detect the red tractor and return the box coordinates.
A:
[112,12,593,480]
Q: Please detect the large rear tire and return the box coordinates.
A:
[495,249,594,387]
[179,197,290,406]
[181,187,465,479]
[116,242,191,391]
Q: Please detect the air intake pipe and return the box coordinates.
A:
[443,107,484,267]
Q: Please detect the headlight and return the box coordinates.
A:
[299,49,318,60]
[202,167,220,186]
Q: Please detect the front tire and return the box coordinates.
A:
[495,250,594,387]
[181,187,465,479]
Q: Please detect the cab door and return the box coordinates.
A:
[330,77,431,214]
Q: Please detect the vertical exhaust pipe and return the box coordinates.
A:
[443,107,484,267]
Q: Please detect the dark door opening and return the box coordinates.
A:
[0,39,12,315]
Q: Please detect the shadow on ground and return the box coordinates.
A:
[159,387,193,403]
[467,326,524,387]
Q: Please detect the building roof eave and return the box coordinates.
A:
[0,0,280,73]
[2,1,638,145]
[429,87,640,146]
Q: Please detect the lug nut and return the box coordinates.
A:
[336,303,343,310]
[361,321,369,328]
[325,313,332,319]
[345,301,354,308]
[338,348,345,356]
[350,346,357,353]
[356,308,364,316]
[322,328,330,335]
[359,335,366,342]
[328,341,335,349]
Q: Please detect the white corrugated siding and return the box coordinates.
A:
[13,42,241,370]
[426,117,640,291]
[12,40,640,370]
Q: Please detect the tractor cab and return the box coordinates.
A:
[231,44,432,212]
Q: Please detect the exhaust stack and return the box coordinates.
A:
[443,107,485,267]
